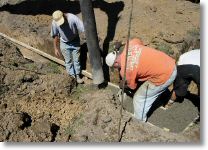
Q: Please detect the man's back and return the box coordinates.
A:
[138,46,175,85]
[119,39,175,89]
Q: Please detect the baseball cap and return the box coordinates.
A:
[52,10,65,26]
[105,51,117,67]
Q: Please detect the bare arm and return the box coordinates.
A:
[53,36,61,57]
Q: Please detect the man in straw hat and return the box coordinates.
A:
[106,38,177,122]
[51,10,84,83]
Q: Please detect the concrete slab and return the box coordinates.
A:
[121,95,199,133]
[148,99,198,133]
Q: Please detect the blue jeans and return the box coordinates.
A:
[60,40,81,77]
[133,67,177,122]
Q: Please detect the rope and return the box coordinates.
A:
[118,0,134,142]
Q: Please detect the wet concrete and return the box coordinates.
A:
[121,95,199,133]
[148,99,198,133]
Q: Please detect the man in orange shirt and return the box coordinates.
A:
[106,38,177,122]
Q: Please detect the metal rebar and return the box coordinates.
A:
[118,0,134,142]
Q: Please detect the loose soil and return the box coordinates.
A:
[0,0,200,142]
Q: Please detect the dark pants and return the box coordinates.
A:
[174,65,200,97]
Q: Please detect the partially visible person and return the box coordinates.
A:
[178,49,200,66]
[51,10,85,83]
[106,38,177,122]
[166,49,200,108]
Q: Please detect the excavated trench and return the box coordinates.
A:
[0,35,200,142]
[122,94,199,133]
[6,33,200,133]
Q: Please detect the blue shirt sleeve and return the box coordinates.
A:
[68,14,84,33]
[51,21,59,38]
[75,16,84,33]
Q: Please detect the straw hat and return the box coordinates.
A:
[52,10,65,26]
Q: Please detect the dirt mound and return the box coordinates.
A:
[0,37,82,141]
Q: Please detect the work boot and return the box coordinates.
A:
[76,75,84,84]
[164,99,175,109]
[70,75,76,79]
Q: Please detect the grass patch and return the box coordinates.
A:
[64,114,84,136]
[108,42,115,53]
[46,62,61,74]
[24,62,61,74]
[70,84,91,101]
[156,43,174,55]
[24,63,38,71]
[187,28,200,37]
[64,126,76,135]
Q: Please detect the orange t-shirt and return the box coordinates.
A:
[119,39,175,90]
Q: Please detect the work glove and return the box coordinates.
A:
[119,80,134,97]
[119,79,128,89]
[124,88,134,97]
